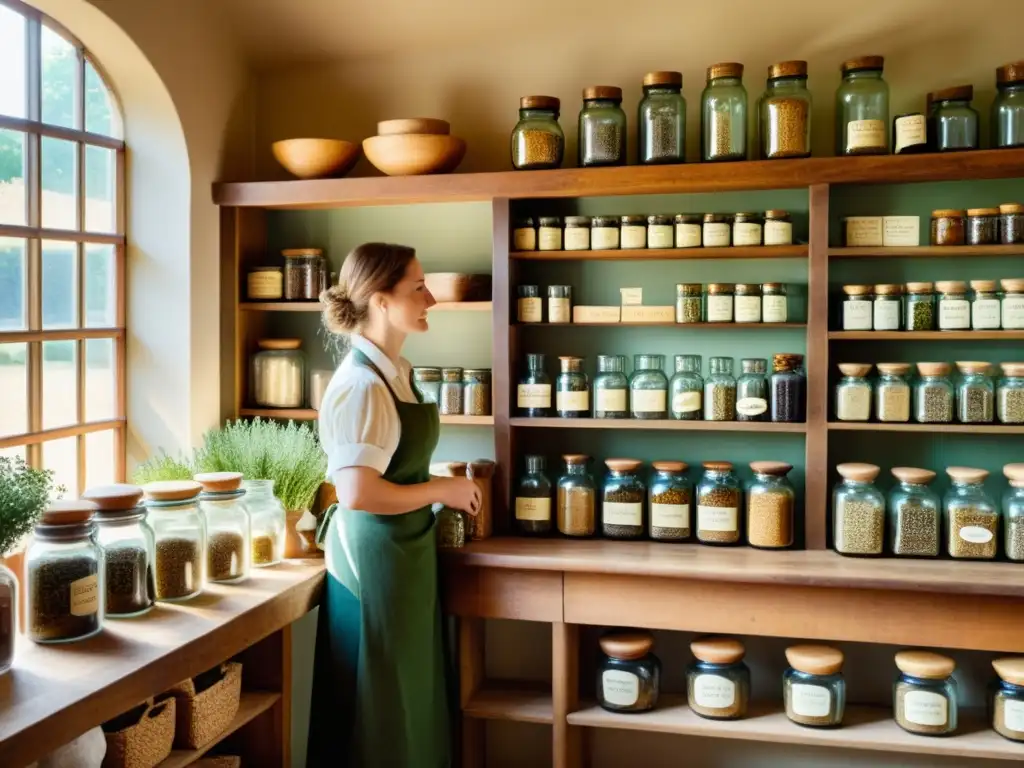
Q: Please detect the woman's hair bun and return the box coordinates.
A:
[322,284,366,333]
[321,242,417,335]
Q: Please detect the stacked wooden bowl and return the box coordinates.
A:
[363,118,466,176]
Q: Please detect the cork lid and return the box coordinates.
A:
[999,203,1024,215]
[562,454,589,465]
[764,210,788,219]
[1003,464,1024,484]
[876,362,912,376]
[993,657,1024,686]
[970,280,998,292]
[257,338,302,351]
[750,461,792,477]
[891,467,936,485]
[836,463,880,482]
[41,499,99,526]
[81,484,144,511]
[931,209,967,218]
[966,208,1000,217]
[643,71,682,87]
[520,95,560,110]
[1002,278,1024,292]
[895,650,955,679]
[874,284,903,296]
[842,284,872,297]
[281,248,323,257]
[932,85,973,102]
[997,62,1024,86]
[691,636,745,664]
[599,629,654,660]
[652,460,687,473]
[143,480,203,502]
[906,282,934,293]
[702,461,734,472]
[447,461,468,476]
[768,60,807,79]
[706,283,735,294]
[955,360,991,375]
[842,55,884,73]
[707,62,743,80]
[935,280,967,293]
[916,362,951,377]
[1001,363,1024,377]
[838,363,873,377]
[786,644,844,676]
[582,85,622,101]
[946,466,989,483]
[194,471,244,493]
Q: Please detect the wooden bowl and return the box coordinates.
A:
[271,138,360,180]
[377,118,450,137]
[424,273,491,303]
[362,134,466,177]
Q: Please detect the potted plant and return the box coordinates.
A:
[131,451,194,484]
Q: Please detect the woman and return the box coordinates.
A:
[308,243,481,768]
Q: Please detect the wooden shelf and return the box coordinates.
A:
[159,691,281,767]
[239,301,491,312]
[512,246,807,260]
[239,408,493,426]
[510,417,806,432]
[438,415,495,426]
[829,422,1024,434]
[830,245,1024,258]
[464,682,554,725]
[829,330,1024,340]
[520,322,806,329]
[568,697,1020,762]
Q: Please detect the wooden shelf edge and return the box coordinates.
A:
[239,301,491,313]
[464,682,554,725]
[520,322,807,329]
[829,331,1024,340]
[828,422,1024,434]
[159,691,281,767]
[509,418,807,433]
[830,245,1024,258]
[240,409,493,426]
[431,301,493,311]
[512,246,807,260]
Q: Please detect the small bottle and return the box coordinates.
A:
[835,363,872,422]
[547,285,572,323]
[630,354,668,420]
[932,85,979,151]
[638,71,685,165]
[760,61,812,159]
[696,461,742,545]
[649,461,692,541]
[971,280,1002,330]
[833,463,885,556]
[841,285,873,330]
[517,285,542,323]
[578,86,627,167]
[556,356,589,418]
[601,459,646,540]
[770,353,806,423]
[736,358,769,422]
[701,62,747,162]
[993,62,1024,150]
[893,651,958,736]
[746,461,795,549]
[515,455,553,536]
[557,455,596,537]
[517,353,551,417]
[511,96,564,170]
[705,283,735,322]
[597,630,661,713]
[872,284,903,331]
[835,56,889,156]
[512,217,537,251]
[888,467,941,557]
[762,283,788,323]
[593,354,628,419]
[784,645,846,728]
[537,216,563,251]
[687,636,750,720]
[670,354,703,420]
[703,214,731,247]
[935,281,970,331]
[734,283,762,323]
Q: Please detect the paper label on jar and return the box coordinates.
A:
[513,228,537,251]
[70,573,99,616]
[843,300,872,330]
[652,503,689,529]
[837,387,871,421]
[564,227,590,251]
[762,295,788,323]
[764,220,793,246]
[672,390,701,414]
[873,300,900,331]
[693,674,736,709]
[736,397,768,416]
[707,295,733,323]
[904,690,948,726]
[518,297,542,323]
[632,389,667,413]
[621,226,647,249]
[697,506,738,532]
[675,223,702,248]
[517,383,551,409]
[556,390,589,412]
[895,114,927,154]
[1003,297,1024,329]
[734,296,761,323]
[648,225,674,249]
[703,223,730,247]
[549,297,571,323]
[248,271,283,300]
[733,222,762,246]
[1004,699,1024,733]
[603,501,642,526]
[973,299,1001,329]
[591,227,619,250]
[515,497,551,522]
[847,119,886,151]
[939,299,970,329]
[602,670,640,707]
[959,525,994,544]
[596,388,627,413]
[538,226,562,251]
[791,684,832,718]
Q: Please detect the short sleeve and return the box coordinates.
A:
[318,376,400,477]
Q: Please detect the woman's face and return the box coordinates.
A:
[380,257,435,333]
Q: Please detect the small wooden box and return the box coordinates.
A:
[573,306,620,324]
[621,305,674,324]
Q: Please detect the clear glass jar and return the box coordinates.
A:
[439,367,464,415]
[675,283,703,324]
[835,56,888,155]
[511,95,564,170]
[638,71,685,164]
[557,455,596,537]
[762,282,788,323]
[933,85,980,151]
[435,505,467,548]
[944,466,998,560]
[747,461,795,549]
[412,367,442,404]
[971,280,1002,330]
[557,356,589,418]
[649,460,691,541]
[700,356,734,421]
[841,284,873,330]
[904,282,936,331]
[647,215,674,249]
[967,208,1000,245]
[670,354,703,421]
[994,63,1024,149]
[196,473,251,584]
[914,362,954,423]
[760,61,812,159]
[518,284,542,323]
[563,216,591,251]
[833,462,885,556]
[1001,203,1024,245]
[894,651,958,736]
[512,217,536,252]
[282,248,327,301]
[992,657,1024,742]
[888,467,941,557]
[144,481,207,602]
[687,636,750,720]
[784,645,846,728]
[875,363,911,422]
[597,630,661,713]
[591,216,620,250]
[1002,278,1024,329]
[463,369,492,416]
[696,461,742,545]
[734,283,762,323]
[873,284,903,331]
[620,215,647,249]
[244,479,286,567]
[247,265,283,301]
[537,217,563,251]
[998,363,1024,424]
[956,361,994,423]
[90,490,156,618]
[515,455,553,536]
[931,209,966,246]
[893,112,928,154]
[736,358,768,422]
[518,353,551,417]
[705,283,734,322]
[771,353,806,423]
[702,62,747,162]
[936,280,970,330]
[1001,465,1024,561]
[703,214,731,248]
[630,354,668,419]
[763,211,793,246]
[578,86,627,167]
[732,214,762,248]
[674,213,702,248]
[0,562,14,673]
[602,459,646,539]
[593,354,628,419]
[835,363,872,422]
[252,338,305,408]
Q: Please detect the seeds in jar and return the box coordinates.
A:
[959,387,993,423]
[1000,387,1024,423]
[763,97,810,158]
[105,545,154,616]
[892,500,939,557]
[252,534,276,565]
[948,506,997,559]
[650,486,691,540]
[558,486,595,536]
[834,500,883,555]
[697,487,741,544]
[208,531,245,582]
[1006,518,1024,561]
[747,492,793,549]
[518,131,562,167]
[28,556,101,642]
[603,487,645,539]
[894,681,953,735]
[155,537,201,600]
[706,385,736,421]
[918,384,953,423]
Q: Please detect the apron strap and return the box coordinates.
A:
[352,348,423,405]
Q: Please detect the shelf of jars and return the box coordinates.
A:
[520,322,805,330]
[239,407,494,426]
[239,301,492,312]
[511,246,807,261]
[509,418,805,433]
[830,245,1024,258]
[829,422,1024,434]
[829,331,1024,340]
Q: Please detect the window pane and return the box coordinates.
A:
[84,243,115,327]
[0,343,27,438]
[42,340,77,430]
[0,446,26,462]
[0,237,27,331]
[41,136,78,229]
[42,239,77,329]
[0,5,26,119]
[85,60,120,139]
[85,338,115,421]
[85,145,116,233]
[42,436,78,497]
[85,429,115,488]
[41,25,77,129]
[0,129,26,226]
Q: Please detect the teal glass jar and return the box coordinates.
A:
[579,86,626,167]
[736,358,768,422]
[515,455,553,536]
[602,459,646,540]
[914,363,953,424]
[630,354,668,420]
[597,630,661,713]
[784,645,846,728]
[518,353,551,418]
[945,466,998,560]
[638,71,685,164]
[955,361,994,424]
[992,657,1024,742]
[835,56,889,156]
[932,85,979,151]
[704,356,736,421]
[760,61,812,159]
[702,62,747,161]
[649,460,692,541]
[998,363,1024,424]
[894,651,958,736]
[833,463,885,556]
[511,95,564,170]
[994,63,1024,149]
[594,354,628,419]
[687,636,750,720]
[556,356,589,419]
[670,354,703,420]
[888,467,941,557]
[1003,464,1024,562]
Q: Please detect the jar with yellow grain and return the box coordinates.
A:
[511,96,564,170]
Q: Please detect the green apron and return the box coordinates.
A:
[308,350,450,768]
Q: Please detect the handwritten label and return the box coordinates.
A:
[904,690,948,727]
[693,674,736,709]
[517,383,551,409]
[791,684,832,718]
[515,497,551,522]
[602,670,640,706]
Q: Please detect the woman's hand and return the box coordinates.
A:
[434,477,482,516]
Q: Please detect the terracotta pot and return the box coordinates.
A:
[285,509,322,559]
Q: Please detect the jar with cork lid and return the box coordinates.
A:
[512,217,536,252]
[597,630,661,713]
[835,363,872,421]
[705,283,734,322]
[1001,203,1024,244]
[282,248,327,301]
[931,209,966,245]
[967,208,1001,245]
[1002,464,1024,561]
[601,459,646,540]
[83,484,155,618]
[703,214,731,248]
[771,353,805,423]
[687,636,750,720]
[518,285,542,323]
[746,461,795,549]
[647,215,674,249]
[932,85,979,151]
[972,280,1001,330]
[875,363,911,422]
[548,285,572,324]
[894,651,958,736]
[760,61,812,159]
[564,216,591,251]
[836,56,889,156]
[732,213,762,247]
[620,215,647,249]
[991,657,1024,742]
[675,214,702,247]
[1002,278,1024,329]
[734,284,762,323]
[762,283,788,322]
[955,361,994,423]
[518,353,551,417]
[784,645,846,728]
[936,281,970,330]
[143,481,206,602]
[578,86,627,167]
[998,363,1024,424]
[594,354,628,419]
[556,356,589,418]
[763,211,793,245]
[696,461,742,545]
[993,62,1024,149]
[841,285,873,330]
[439,367,463,415]
[873,284,903,331]
[515,455,553,536]
[945,466,998,559]
[591,216,620,250]
[196,472,251,585]
[914,362,954,423]
[904,282,936,331]
[649,461,691,541]
[538,217,563,251]
[888,467,941,557]
[702,62,747,162]
[638,70,686,165]
[557,455,596,537]
[833,463,885,556]
[630,354,668,419]
[670,354,703,420]
[511,95,564,170]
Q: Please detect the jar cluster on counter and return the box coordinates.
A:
[516,353,806,423]
[412,366,493,416]
[246,248,331,302]
[840,279,1024,331]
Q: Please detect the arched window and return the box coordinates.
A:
[0,0,125,495]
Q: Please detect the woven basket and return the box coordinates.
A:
[192,758,241,768]
[102,697,176,768]
[167,662,242,749]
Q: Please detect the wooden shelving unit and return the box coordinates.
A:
[240,300,491,312]
[830,245,1024,258]
[520,322,806,329]
[239,407,494,426]
[510,417,806,433]
[829,330,1024,340]
[829,422,1024,434]
[512,245,807,261]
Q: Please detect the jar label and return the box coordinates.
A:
[596,389,627,413]
[592,227,620,250]
[764,220,793,246]
[762,295,788,323]
[904,690,948,727]
[648,225,674,249]
[675,223,702,248]
[564,227,590,251]
[247,271,283,300]
[791,683,832,718]
[843,299,872,330]
[672,390,701,414]
[707,295,734,323]
[632,389,667,413]
[697,505,738,532]
[621,225,647,249]
[847,119,886,151]
[1003,297,1024,329]
[733,222,762,246]
[703,223,730,247]
[70,573,99,616]
[652,502,689,529]
[557,390,589,412]
[517,384,551,409]
[837,387,871,421]
[518,297,542,323]
[878,388,910,422]
[939,299,970,329]
[845,218,884,247]
[513,228,537,251]
[602,670,640,707]
[1004,699,1024,733]
[960,525,994,544]
[895,114,927,153]
[873,299,900,331]
[693,674,736,709]
[538,226,562,251]
[734,296,761,323]
[549,298,571,323]
[515,497,551,522]
[603,501,642,526]
[973,299,1001,329]
[883,216,920,247]
[736,397,768,416]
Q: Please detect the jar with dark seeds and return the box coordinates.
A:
[696,461,742,545]
[944,466,998,560]
[602,459,646,539]
[888,467,940,557]
[578,86,627,167]
[955,361,994,423]
[704,357,736,422]
[997,363,1024,423]
[770,353,806,423]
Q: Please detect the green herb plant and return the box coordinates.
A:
[0,458,58,557]
[131,451,194,485]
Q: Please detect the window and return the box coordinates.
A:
[0,0,125,495]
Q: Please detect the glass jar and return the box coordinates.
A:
[1001,203,1024,244]
[933,85,980,151]
[196,472,250,584]
[873,284,903,331]
[630,354,668,419]
[511,95,564,170]
[244,479,286,567]
[670,354,703,421]
[747,461,795,549]
[537,216,563,251]
[705,283,734,322]
[944,466,998,560]
[994,62,1024,149]
[998,363,1024,424]
[914,362,954,423]
[971,280,1002,330]
[597,630,661,713]
[440,367,464,415]
[763,211,793,246]
[687,636,750,720]
[563,216,591,252]
[835,56,889,155]
[557,455,596,537]
[512,217,536,252]
[674,213,702,248]
[893,112,928,154]
[515,455,553,536]
[517,284,542,323]
[784,645,846,728]
[578,86,626,167]
[894,651,958,736]
[252,338,305,408]
[647,215,674,249]
[593,354,628,419]
[732,214,762,247]
[649,461,691,541]
[675,283,703,324]
[736,358,768,422]
[703,214,731,248]
[85,485,155,617]
[771,353,806,423]
[930,209,966,246]
[888,467,941,557]
[762,282,788,323]
[620,215,647,249]
[936,281,970,330]
[556,356,589,418]
[282,248,327,301]
[875,363,911,422]
[704,357,736,421]
[1002,278,1024,329]
[145,481,206,601]
[602,459,646,539]
[0,561,13,673]
[992,657,1024,742]
[638,71,685,165]
[734,283,762,323]
[702,62,747,162]
[835,363,872,421]
[904,282,936,331]
[696,461,742,545]
[435,504,467,548]
[833,463,885,556]
[760,61,812,159]
[841,284,873,330]
[955,361,994,423]
[1004,464,1024,562]
[518,353,551,417]
[247,266,284,301]
[967,208,1000,245]
[412,367,442,404]
[463,369,492,416]
[591,216,620,250]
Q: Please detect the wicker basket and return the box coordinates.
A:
[166,662,242,749]
[102,697,176,768]
[192,758,241,768]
